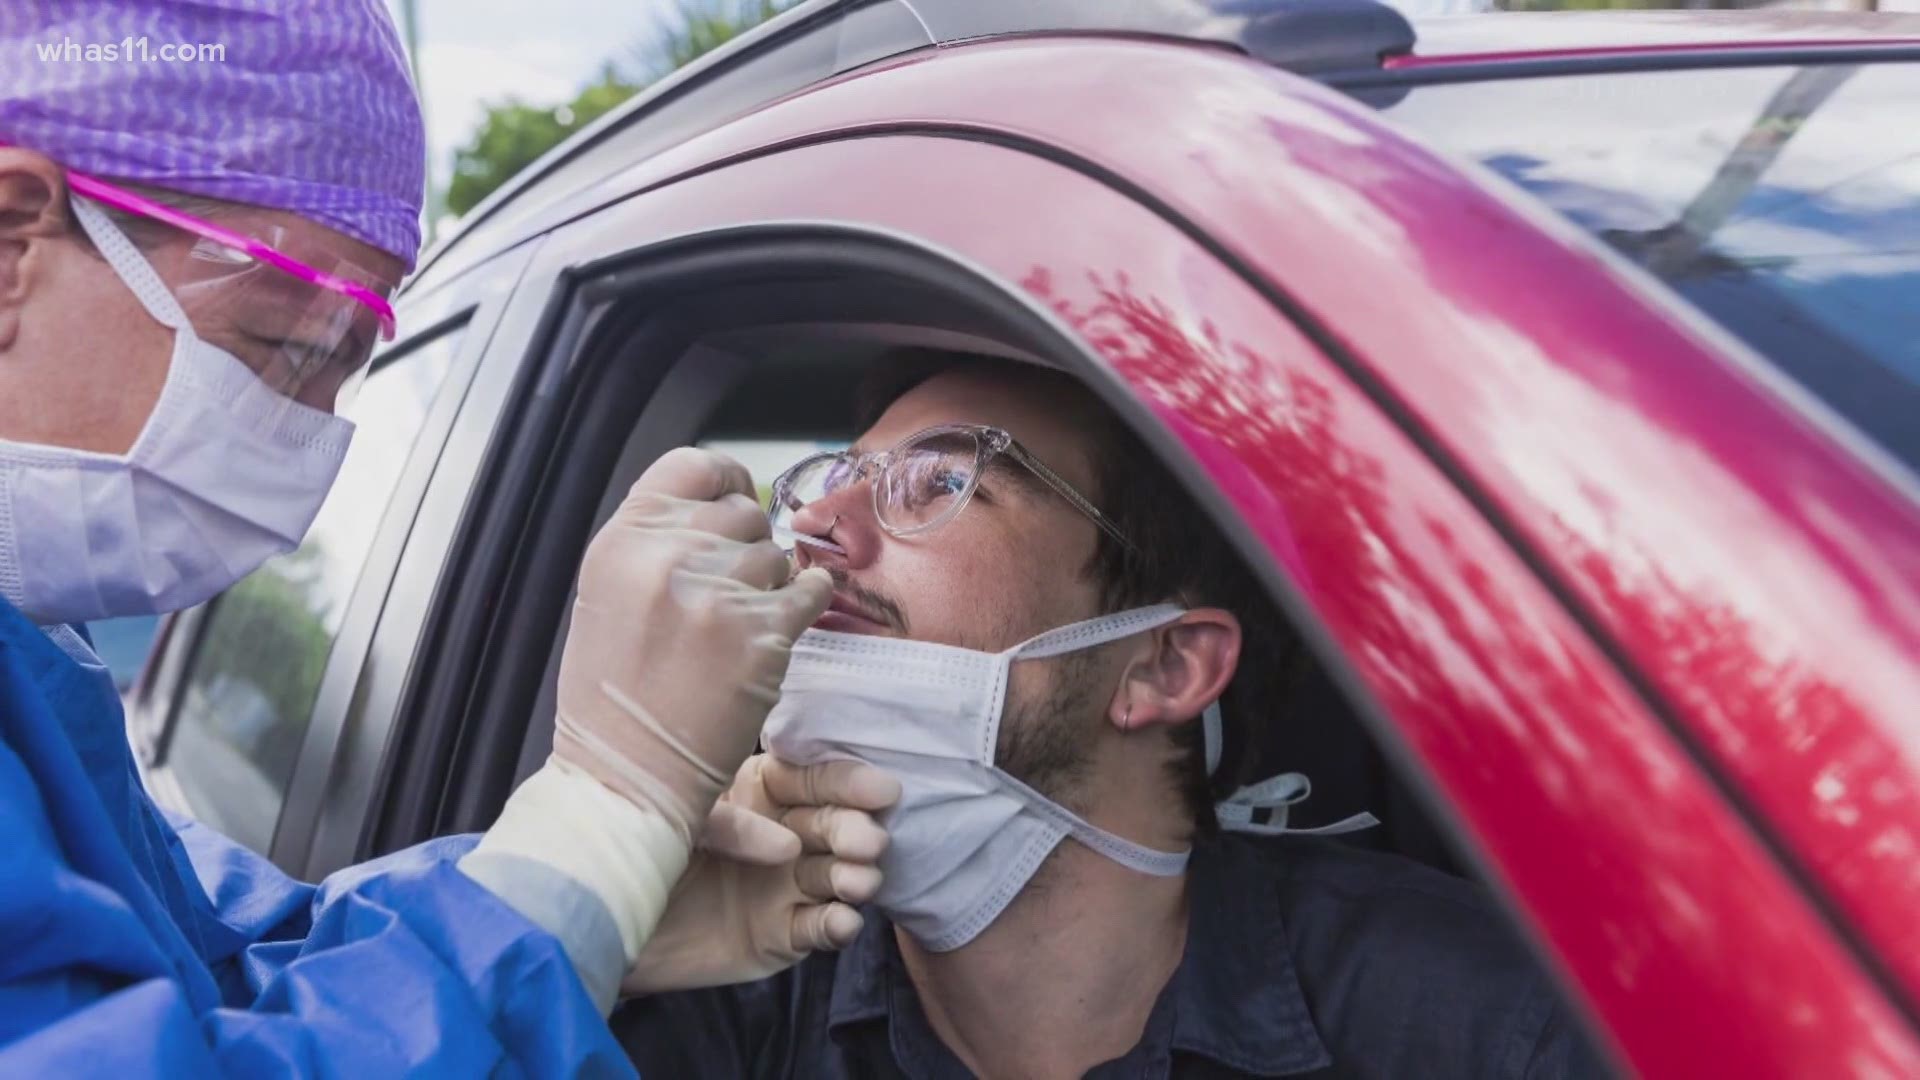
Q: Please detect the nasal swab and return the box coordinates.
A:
[773,525,845,554]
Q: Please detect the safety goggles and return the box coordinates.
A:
[769,423,1137,554]
[64,164,396,402]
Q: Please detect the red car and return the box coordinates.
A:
[127,3,1920,1075]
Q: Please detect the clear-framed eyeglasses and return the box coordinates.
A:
[768,423,1136,554]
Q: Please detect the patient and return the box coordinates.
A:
[613,354,1608,1078]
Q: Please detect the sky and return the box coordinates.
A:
[383,0,673,230]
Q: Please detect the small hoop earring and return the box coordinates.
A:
[1122,703,1133,730]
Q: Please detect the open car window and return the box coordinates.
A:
[518,324,1465,880]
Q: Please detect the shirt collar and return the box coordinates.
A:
[827,838,1332,1076]
[1166,836,1332,1074]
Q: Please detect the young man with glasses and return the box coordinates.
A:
[613,353,1609,1079]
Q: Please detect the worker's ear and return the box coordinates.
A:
[0,149,73,351]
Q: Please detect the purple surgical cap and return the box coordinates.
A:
[1,0,427,268]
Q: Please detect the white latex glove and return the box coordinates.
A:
[459,448,832,1012]
[552,447,833,835]
[622,755,902,995]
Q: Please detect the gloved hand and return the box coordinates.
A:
[622,755,901,995]
[459,447,832,1014]
[551,446,833,835]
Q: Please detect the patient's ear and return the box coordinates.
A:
[0,150,72,350]
[1106,609,1240,732]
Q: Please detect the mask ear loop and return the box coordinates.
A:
[1203,701,1379,836]
[1009,603,1187,659]
[68,196,192,333]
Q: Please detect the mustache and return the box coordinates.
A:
[826,568,910,635]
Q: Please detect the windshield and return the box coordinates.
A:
[1377,62,1920,476]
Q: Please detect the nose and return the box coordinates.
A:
[787,494,837,539]
[789,485,872,571]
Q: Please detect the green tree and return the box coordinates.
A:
[446,66,638,216]
[444,0,801,217]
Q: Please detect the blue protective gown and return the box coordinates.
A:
[0,595,638,1077]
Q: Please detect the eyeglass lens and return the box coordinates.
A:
[772,428,986,536]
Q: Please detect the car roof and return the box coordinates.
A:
[402,0,1920,298]
[404,0,1418,295]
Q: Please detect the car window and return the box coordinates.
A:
[91,614,162,692]
[1378,62,1920,475]
[164,330,462,853]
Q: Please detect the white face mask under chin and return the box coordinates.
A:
[0,197,354,625]
[763,604,1378,952]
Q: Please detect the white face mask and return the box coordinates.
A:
[0,197,354,625]
[763,603,1378,952]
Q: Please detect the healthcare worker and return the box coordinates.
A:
[0,2,897,1075]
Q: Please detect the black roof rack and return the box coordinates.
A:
[905,0,1415,76]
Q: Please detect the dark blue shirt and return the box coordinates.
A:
[613,835,1611,1078]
